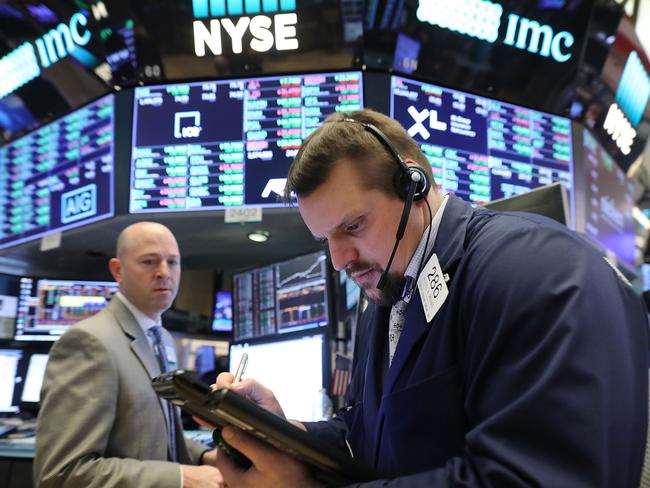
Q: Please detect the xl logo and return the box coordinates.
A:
[174,111,203,138]
[406,106,447,140]
[193,0,299,55]
[61,184,97,224]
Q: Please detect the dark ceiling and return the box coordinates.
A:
[0,208,322,283]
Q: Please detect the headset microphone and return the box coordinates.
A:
[339,118,431,292]
[377,172,421,290]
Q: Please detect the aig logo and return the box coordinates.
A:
[192,0,299,56]
[61,184,97,224]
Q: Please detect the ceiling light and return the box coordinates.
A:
[247,230,270,243]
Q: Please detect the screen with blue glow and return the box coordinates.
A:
[0,94,114,249]
[130,71,363,213]
[15,277,119,342]
[390,76,574,206]
[212,291,232,333]
[233,251,329,341]
[581,128,636,270]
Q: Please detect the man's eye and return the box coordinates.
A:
[347,223,360,232]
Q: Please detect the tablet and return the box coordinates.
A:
[152,369,379,485]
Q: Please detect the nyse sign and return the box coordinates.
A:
[194,13,298,55]
[192,0,299,56]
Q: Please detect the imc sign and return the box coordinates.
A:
[192,0,299,55]
[416,0,575,63]
[61,184,98,224]
[0,3,108,99]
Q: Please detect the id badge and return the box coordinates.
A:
[417,253,449,323]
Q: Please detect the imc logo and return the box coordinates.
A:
[417,0,575,63]
[192,0,299,55]
[61,184,97,224]
[615,51,650,128]
[0,3,108,99]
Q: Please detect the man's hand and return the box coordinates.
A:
[214,373,286,418]
[181,464,224,488]
[216,426,323,488]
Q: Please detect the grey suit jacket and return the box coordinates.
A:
[34,298,207,488]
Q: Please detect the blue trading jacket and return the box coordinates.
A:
[309,194,648,487]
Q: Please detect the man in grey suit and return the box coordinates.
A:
[34,222,224,488]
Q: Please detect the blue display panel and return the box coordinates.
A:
[15,278,119,342]
[233,251,329,341]
[130,71,363,212]
[212,291,233,333]
[390,76,573,206]
[581,128,636,271]
[0,95,114,249]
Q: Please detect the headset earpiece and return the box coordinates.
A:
[340,118,431,202]
[395,163,430,202]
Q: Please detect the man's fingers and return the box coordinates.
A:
[222,425,280,470]
[215,444,242,480]
[214,372,235,390]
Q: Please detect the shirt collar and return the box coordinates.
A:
[401,194,449,303]
[114,292,158,334]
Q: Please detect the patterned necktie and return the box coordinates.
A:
[388,299,408,366]
[148,325,177,462]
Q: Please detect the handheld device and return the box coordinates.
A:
[151,369,379,485]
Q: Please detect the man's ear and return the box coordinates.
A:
[108,258,122,283]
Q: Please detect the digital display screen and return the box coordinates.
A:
[15,278,119,342]
[0,273,20,340]
[229,334,325,421]
[390,76,573,206]
[581,128,636,270]
[212,291,233,333]
[0,348,47,413]
[0,95,114,249]
[233,251,329,341]
[130,72,363,213]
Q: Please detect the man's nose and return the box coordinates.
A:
[328,239,357,271]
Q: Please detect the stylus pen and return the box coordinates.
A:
[234,353,248,383]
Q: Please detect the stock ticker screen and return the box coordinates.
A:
[0,95,114,249]
[130,72,363,213]
[390,76,573,205]
[233,251,329,342]
[581,129,636,271]
[14,277,119,342]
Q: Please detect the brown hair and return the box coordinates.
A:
[284,109,434,201]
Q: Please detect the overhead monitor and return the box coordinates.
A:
[483,182,571,228]
[229,333,327,421]
[390,76,574,212]
[130,71,363,213]
[15,278,119,342]
[233,251,330,342]
[0,348,48,414]
[576,128,636,271]
[212,291,233,333]
[0,94,114,249]
[0,273,21,340]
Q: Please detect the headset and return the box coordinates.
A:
[341,118,431,291]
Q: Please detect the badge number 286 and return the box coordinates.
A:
[417,253,449,323]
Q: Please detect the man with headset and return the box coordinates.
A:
[215,109,649,487]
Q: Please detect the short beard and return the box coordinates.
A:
[347,262,405,307]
